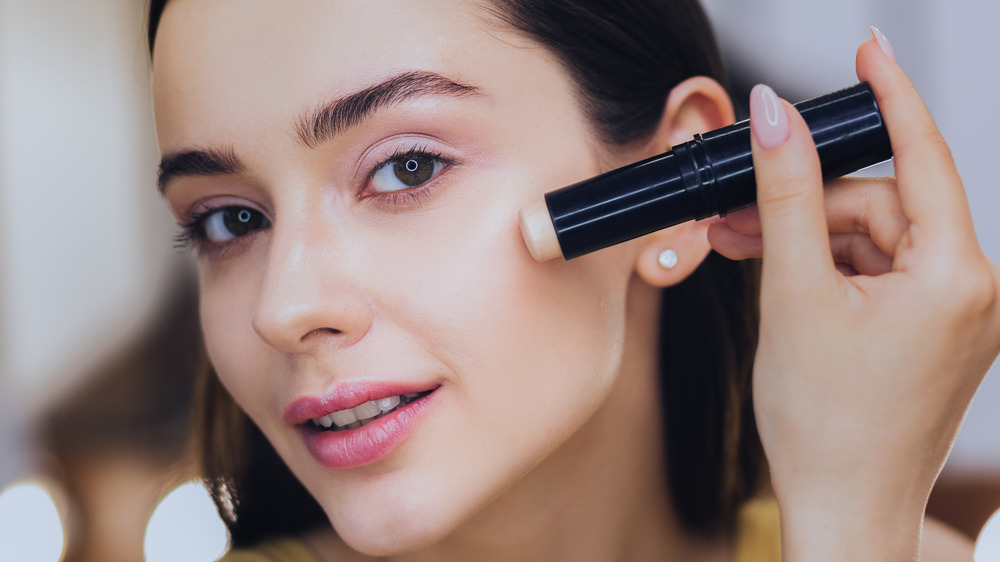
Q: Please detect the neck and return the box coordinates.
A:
[307,278,731,562]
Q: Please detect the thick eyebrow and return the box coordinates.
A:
[296,70,480,148]
[156,71,478,195]
[157,147,245,195]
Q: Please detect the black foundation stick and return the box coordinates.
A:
[519,82,892,261]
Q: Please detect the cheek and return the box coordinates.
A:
[197,259,277,424]
[326,181,635,547]
[449,248,630,441]
[367,164,635,462]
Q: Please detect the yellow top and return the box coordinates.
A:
[219,498,781,562]
[733,497,782,562]
[218,536,323,562]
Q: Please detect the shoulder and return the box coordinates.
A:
[921,517,974,562]
[217,536,323,562]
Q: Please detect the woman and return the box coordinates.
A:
[148,0,1000,560]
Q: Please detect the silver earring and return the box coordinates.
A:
[658,249,678,269]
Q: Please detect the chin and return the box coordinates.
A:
[323,493,464,557]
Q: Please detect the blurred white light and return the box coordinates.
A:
[977,506,1000,562]
[144,480,228,562]
[0,479,65,562]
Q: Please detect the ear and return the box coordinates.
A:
[658,76,735,147]
[634,76,734,287]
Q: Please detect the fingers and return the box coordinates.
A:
[717,205,761,236]
[706,221,761,261]
[822,178,908,257]
[829,233,893,275]
[708,223,893,276]
[856,31,976,244]
[717,177,909,259]
[750,84,835,287]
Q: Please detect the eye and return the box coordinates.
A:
[369,150,451,194]
[196,206,270,243]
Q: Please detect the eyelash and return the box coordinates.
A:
[174,208,205,250]
[363,145,456,206]
[174,145,456,255]
[174,206,253,257]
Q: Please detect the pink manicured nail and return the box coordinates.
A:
[870,26,896,62]
[750,84,788,150]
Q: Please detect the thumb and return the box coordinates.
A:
[751,84,836,291]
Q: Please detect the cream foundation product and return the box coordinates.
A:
[520,83,892,261]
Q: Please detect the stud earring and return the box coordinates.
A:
[658,249,678,269]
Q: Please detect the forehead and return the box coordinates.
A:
[151,0,538,150]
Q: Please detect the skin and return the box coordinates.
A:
[152,1,1000,560]
[154,1,720,560]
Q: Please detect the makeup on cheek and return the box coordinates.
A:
[519,83,892,261]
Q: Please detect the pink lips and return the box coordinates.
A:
[285,381,439,469]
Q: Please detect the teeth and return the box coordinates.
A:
[377,395,400,412]
[311,414,334,428]
[310,393,418,430]
[354,400,381,421]
[330,408,357,428]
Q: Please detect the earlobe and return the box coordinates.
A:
[634,221,712,287]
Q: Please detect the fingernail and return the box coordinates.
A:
[750,84,788,150]
[870,26,897,62]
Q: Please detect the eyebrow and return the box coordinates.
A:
[296,70,480,148]
[157,70,479,195]
[157,147,244,195]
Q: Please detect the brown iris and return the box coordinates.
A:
[392,154,436,187]
[221,207,267,237]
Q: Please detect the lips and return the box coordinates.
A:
[286,381,440,469]
[284,380,440,424]
[307,390,435,431]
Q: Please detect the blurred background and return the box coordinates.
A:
[0,0,997,560]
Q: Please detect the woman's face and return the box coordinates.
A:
[154,0,657,554]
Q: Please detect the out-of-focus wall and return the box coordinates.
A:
[702,0,1000,476]
[0,0,181,480]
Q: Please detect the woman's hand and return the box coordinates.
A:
[708,34,1000,561]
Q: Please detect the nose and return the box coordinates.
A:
[252,221,374,355]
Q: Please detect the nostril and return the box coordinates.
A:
[302,327,343,341]
[251,274,373,352]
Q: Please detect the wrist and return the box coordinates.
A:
[775,487,926,562]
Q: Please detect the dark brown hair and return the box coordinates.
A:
[149,0,763,546]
